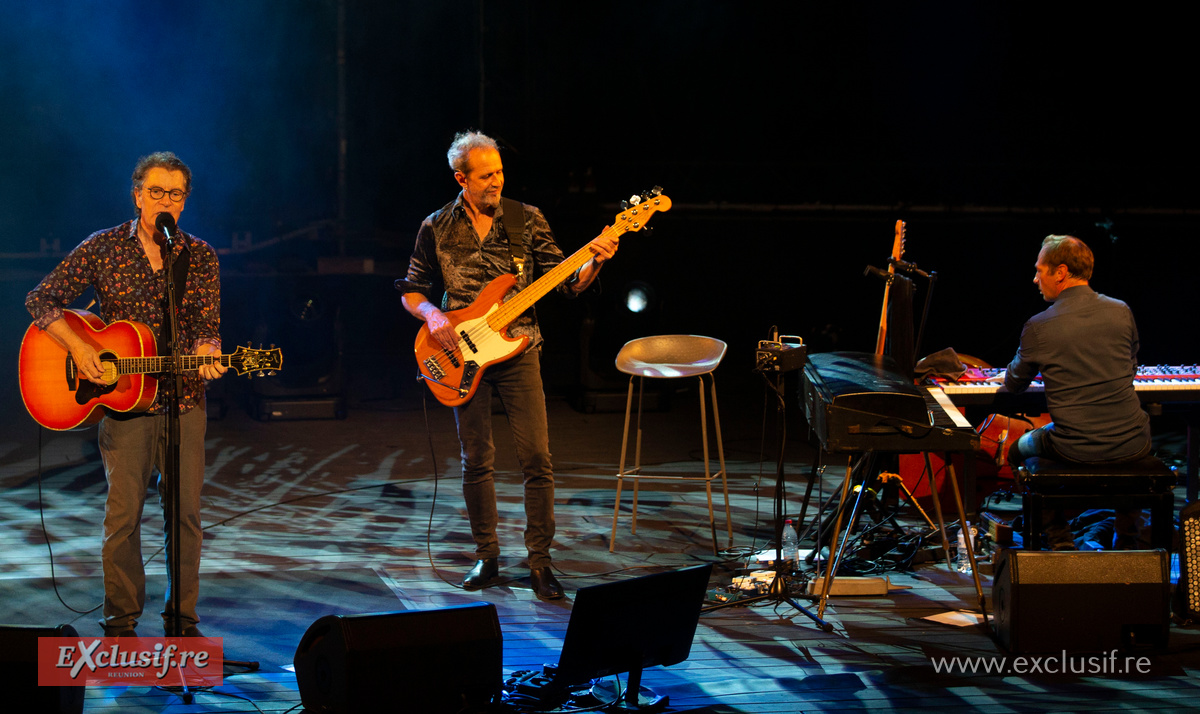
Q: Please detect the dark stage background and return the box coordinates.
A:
[3,2,1197,417]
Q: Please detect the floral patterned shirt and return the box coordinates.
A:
[25,218,221,414]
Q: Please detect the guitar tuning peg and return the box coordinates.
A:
[257,371,265,377]
[267,371,277,376]
[620,199,629,210]
[650,186,663,196]
[628,194,642,206]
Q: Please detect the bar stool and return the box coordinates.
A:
[609,335,731,554]
[1017,455,1176,551]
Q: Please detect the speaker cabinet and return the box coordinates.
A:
[293,602,502,714]
[992,548,1170,653]
[0,624,85,714]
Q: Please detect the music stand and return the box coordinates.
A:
[530,564,714,712]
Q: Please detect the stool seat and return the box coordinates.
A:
[1018,454,1176,552]
[616,335,727,379]
[1019,455,1176,494]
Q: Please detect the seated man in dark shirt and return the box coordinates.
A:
[1003,235,1151,549]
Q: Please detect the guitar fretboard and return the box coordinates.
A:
[116,355,234,375]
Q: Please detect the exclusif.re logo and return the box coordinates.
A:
[37,637,224,687]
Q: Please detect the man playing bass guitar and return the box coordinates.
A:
[399,131,617,600]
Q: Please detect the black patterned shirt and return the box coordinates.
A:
[403,193,573,352]
[25,218,222,414]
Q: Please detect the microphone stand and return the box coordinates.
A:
[159,222,261,703]
[159,230,192,703]
[703,368,832,632]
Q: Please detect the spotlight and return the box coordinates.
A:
[623,281,656,314]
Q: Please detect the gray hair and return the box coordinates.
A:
[130,151,192,213]
[446,131,499,174]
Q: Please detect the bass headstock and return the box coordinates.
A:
[612,186,671,237]
[892,219,906,262]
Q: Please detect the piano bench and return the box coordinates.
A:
[1017,455,1176,552]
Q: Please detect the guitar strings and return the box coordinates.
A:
[424,221,633,378]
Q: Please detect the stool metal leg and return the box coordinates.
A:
[631,376,645,534]
[709,373,733,549]
[610,376,637,553]
[698,375,718,554]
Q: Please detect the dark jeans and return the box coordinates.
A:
[1011,422,1151,549]
[453,349,556,568]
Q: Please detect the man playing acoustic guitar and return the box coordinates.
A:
[400,131,618,600]
[25,151,225,636]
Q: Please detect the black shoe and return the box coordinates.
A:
[462,558,499,590]
[530,566,564,601]
[165,623,204,637]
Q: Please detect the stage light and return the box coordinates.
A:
[623,281,655,314]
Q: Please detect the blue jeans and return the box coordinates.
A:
[453,349,556,568]
[96,404,207,632]
[1012,422,1151,549]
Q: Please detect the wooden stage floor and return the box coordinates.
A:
[3,384,1200,713]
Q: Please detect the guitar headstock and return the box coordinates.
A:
[612,186,671,237]
[230,345,284,377]
[892,219,906,261]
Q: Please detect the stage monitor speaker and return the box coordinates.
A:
[293,602,502,714]
[992,548,1170,654]
[0,624,85,714]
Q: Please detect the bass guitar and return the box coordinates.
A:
[19,309,283,430]
[414,187,671,407]
[874,219,906,356]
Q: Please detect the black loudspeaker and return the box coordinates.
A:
[293,602,502,714]
[0,624,85,714]
[993,548,1170,654]
[1175,500,1200,620]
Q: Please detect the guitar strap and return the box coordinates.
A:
[501,197,526,280]
[158,242,191,355]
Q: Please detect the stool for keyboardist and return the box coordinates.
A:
[609,335,731,554]
[1017,455,1176,551]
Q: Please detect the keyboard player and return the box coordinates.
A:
[997,235,1152,550]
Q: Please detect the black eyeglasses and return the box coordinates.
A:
[145,186,188,202]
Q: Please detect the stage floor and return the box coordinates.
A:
[3,384,1200,713]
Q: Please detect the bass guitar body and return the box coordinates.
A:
[19,310,158,430]
[414,274,530,408]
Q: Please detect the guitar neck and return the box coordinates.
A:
[116,354,232,376]
[486,226,618,331]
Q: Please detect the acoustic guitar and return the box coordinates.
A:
[414,187,671,407]
[19,309,282,430]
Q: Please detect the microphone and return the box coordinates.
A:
[154,213,178,244]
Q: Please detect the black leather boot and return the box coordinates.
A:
[463,558,499,590]
[530,566,564,600]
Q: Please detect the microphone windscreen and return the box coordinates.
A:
[155,212,177,235]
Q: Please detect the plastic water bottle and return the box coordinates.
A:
[956,522,974,574]
[781,518,799,565]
